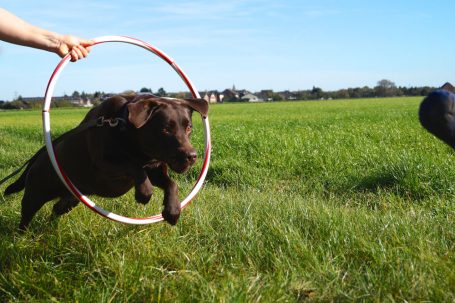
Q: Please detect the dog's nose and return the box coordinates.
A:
[187,151,197,162]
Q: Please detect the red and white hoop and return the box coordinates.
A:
[42,36,211,224]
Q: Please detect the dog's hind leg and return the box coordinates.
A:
[18,188,53,231]
[52,195,79,217]
[18,157,64,231]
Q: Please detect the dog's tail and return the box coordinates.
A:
[2,163,29,195]
[1,146,46,195]
[2,116,101,196]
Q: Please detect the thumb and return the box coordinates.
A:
[79,38,95,46]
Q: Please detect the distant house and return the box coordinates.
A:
[81,95,92,107]
[257,90,274,101]
[22,97,43,103]
[20,95,93,107]
[241,93,262,102]
[222,89,240,102]
[203,91,223,103]
[221,86,256,102]
[441,82,455,93]
[278,90,298,100]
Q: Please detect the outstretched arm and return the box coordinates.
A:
[0,8,93,61]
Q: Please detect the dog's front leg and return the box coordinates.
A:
[145,164,180,225]
[132,168,153,204]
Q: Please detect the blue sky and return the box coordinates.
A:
[0,0,454,101]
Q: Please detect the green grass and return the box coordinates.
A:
[0,97,454,302]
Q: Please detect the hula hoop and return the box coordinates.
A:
[42,35,211,224]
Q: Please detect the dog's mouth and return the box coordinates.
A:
[169,163,191,174]
[142,147,197,174]
[168,157,196,174]
[167,150,197,174]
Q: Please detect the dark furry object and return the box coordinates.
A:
[419,89,455,149]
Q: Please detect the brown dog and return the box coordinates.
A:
[3,94,208,230]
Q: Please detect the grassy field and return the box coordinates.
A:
[0,97,453,302]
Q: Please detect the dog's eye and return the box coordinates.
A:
[163,121,176,135]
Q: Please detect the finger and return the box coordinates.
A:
[70,50,78,62]
[73,47,84,61]
[80,46,90,58]
[70,50,77,62]
[76,45,89,58]
[79,39,95,47]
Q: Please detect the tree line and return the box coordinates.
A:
[268,80,436,101]
[0,87,169,110]
[0,80,440,110]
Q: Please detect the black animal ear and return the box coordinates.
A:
[183,98,209,118]
[127,99,162,128]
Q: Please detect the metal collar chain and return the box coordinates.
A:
[96,116,127,127]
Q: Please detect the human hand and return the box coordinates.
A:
[56,35,94,62]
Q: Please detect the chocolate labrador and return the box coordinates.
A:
[2,94,208,230]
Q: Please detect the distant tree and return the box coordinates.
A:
[375,79,397,97]
[260,90,275,101]
[361,86,374,98]
[297,90,312,100]
[156,87,167,97]
[272,93,283,101]
[2,102,20,109]
[54,100,75,108]
[140,87,152,93]
[335,89,350,99]
[311,86,323,99]
[8,100,30,109]
[72,91,80,99]
[420,86,433,96]
[351,87,361,98]
[377,79,395,89]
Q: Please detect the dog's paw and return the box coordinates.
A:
[162,205,180,225]
[135,182,153,204]
[135,191,152,204]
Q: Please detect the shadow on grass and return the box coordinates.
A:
[203,165,257,189]
[353,170,401,192]
[348,165,429,201]
[0,214,18,237]
[0,210,63,241]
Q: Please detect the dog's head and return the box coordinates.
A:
[127,95,208,173]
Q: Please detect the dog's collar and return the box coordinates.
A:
[96,116,126,127]
[96,101,130,128]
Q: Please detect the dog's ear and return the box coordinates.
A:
[182,98,209,118]
[127,99,162,128]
